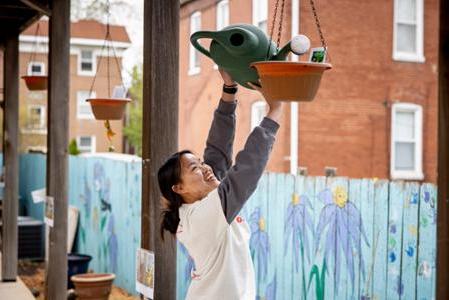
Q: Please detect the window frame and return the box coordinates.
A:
[27,61,45,76]
[77,49,96,76]
[390,102,424,180]
[392,0,425,63]
[27,105,46,129]
[76,136,96,153]
[216,0,230,30]
[252,0,268,33]
[189,11,202,76]
[251,100,267,131]
[76,90,96,120]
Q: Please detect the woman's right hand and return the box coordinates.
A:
[247,81,284,124]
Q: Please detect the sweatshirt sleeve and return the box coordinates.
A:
[203,99,237,180]
[217,117,280,224]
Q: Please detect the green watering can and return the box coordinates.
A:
[190,23,310,89]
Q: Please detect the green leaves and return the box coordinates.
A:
[307,259,327,300]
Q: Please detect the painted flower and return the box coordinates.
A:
[249,207,270,280]
[315,187,370,292]
[107,214,118,273]
[284,193,314,272]
[179,242,195,283]
[256,274,277,300]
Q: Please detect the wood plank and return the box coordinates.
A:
[386,181,405,300]
[400,182,420,300]
[45,0,70,298]
[1,34,19,281]
[370,179,389,300]
[416,183,437,300]
[437,0,449,297]
[141,1,179,299]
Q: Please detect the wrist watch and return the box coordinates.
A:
[223,83,238,94]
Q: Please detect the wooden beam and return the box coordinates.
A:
[18,0,51,16]
[141,0,179,299]
[437,0,449,298]
[44,0,70,299]
[1,34,19,282]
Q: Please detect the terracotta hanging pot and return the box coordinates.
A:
[71,273,115,300]
[86,98,131,120]
[21,75,48,91]
[251,61,332,102]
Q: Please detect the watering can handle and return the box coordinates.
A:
[190,31,215,59]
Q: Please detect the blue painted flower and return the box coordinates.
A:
[107,214,118,273]
[179,242,195,283]
[284,193,314,272]
[315,187,370,292]
[82,175,92,219]
[256,274,277,300]
[249,207,270,280]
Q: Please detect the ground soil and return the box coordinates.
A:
[18,260,139,299]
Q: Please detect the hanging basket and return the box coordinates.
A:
[251,61,332,102]
[86,98,131,120]
[21,75,48,91]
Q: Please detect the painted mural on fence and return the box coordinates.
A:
[177,174,437,300]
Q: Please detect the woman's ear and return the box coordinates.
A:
[172,184,182,194]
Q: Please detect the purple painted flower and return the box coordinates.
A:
[256,274,277,300]
[249,207,270,280]
[396,276,404,296]
[284,194,314,272]
[315,187,370,292]
[107,215,118,273]
[82,175,92,218]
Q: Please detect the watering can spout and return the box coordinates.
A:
[272,35,311,60]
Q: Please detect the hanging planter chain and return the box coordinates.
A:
[309,0,331,61]
[266,0,286,59]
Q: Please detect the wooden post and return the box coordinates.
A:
[44,0,70,298]
[141,0,179,299]
[1,34,19,282]
[437,0,449,298]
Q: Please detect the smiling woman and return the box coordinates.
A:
[157,68,283,299]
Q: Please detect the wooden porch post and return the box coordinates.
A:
[1,34,19,282]
[437,0,449,298]
[45,0,70,298]
[141,0,179,299]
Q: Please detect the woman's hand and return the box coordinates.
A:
[248,81,284,124]
[219,67,236,86]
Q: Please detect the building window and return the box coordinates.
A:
[390,103,423,180]
[27,62,45,75]
[77,91,95,119]
[393,0,424,62]
[27,105,45,129]
[216,0,229,30]
[251,100,267,130]
[253,0,268,33]
[78,49,95,75]
[77,136,96,153]
[189,11,201,75]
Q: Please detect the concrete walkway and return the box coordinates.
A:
[0,253,34,300]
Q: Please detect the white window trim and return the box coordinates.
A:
[216,0,229,30]
[189,11,201,76]
[77,136,96,153]
[77,48,97,76]
[27,61,45,76]
[77,91,96,120]
[392,0,425,63]
[252,0,268,32]
[251,100,267,130]
[390,102,424,180]
[27,105,46,129]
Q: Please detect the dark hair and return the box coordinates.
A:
[158,150,193,239]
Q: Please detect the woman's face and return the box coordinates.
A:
[172,153,220,203]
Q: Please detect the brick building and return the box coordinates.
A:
[179,0,438,183]
[1,19,131,153]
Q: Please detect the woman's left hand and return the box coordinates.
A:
[219,67,236,86]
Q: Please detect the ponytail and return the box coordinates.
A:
[157,150,192,240]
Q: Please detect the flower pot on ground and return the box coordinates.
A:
[71,273,115,300]
[86,98,131,120]
[67,253,92,289]
[21,75,48,91]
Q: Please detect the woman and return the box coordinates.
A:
[157,69,283,299]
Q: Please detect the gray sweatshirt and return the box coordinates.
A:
[203,99,280,224]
